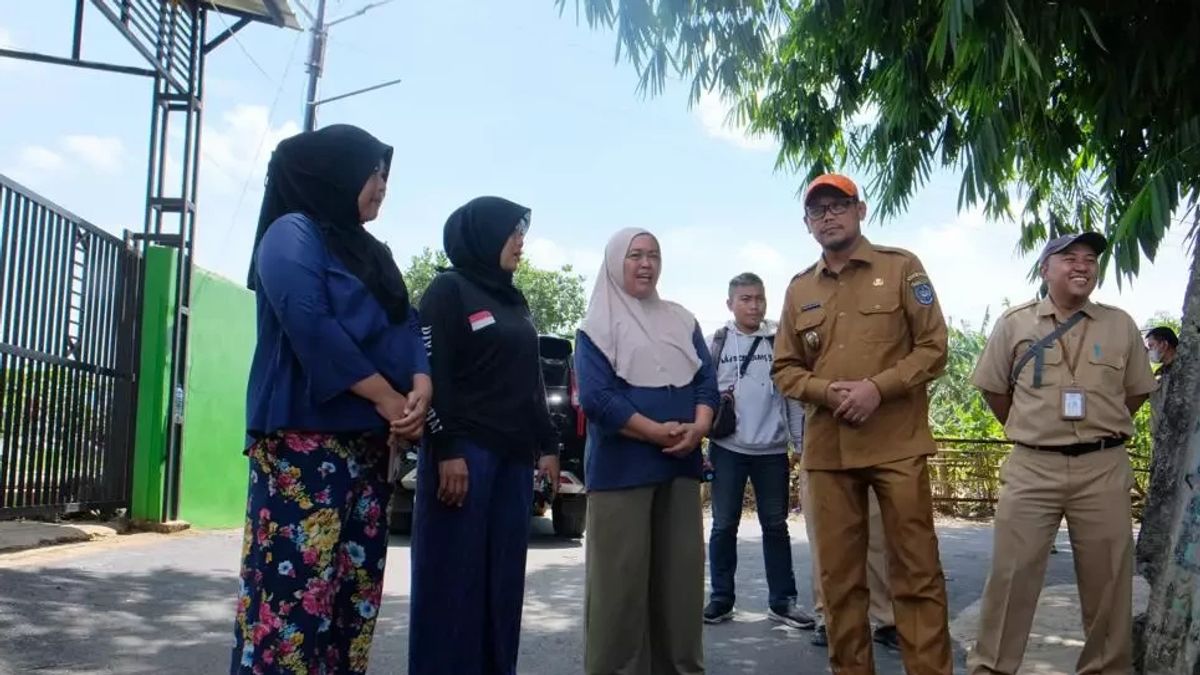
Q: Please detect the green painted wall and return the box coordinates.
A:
[177,268,256,528]
[130,246,177,522]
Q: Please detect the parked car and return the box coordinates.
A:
[388,335,588,538]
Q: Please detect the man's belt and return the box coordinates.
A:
[1020,435,1128,457]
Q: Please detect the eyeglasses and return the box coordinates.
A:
[515,213,531,236]
[805,198,857,220]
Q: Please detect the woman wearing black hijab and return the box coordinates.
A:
[407,196,560,674]
[232,124,430,674]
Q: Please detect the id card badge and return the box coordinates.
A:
[1061,387,1086,420]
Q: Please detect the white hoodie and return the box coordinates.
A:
[709,319,796,455]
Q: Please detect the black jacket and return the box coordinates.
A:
[421,271,558,463]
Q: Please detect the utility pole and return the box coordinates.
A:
[298,0,402,132]
[303,0,327,132]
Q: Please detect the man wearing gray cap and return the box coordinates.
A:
[967,232,1157,674]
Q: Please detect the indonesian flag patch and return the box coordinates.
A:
[468,310,496,332]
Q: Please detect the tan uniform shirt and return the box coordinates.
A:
[772,237,948,470]
[972,298,1157,446]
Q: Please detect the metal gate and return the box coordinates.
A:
[0,174,139,518]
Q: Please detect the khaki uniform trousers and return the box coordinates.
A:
[808,455,953,675]
[802,470,895,627]
[584,477,705,675]
[967,446,1134,675]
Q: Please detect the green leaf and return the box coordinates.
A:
[1078,8,1108,53]
[562,0,1200,286]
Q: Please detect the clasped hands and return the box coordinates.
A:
[650,421,707,458]
[824,379,882,426]
[382,375,432,445]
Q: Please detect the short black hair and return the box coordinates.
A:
[1146,326,1179,348]
[728,272,764,296]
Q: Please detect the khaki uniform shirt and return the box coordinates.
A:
[971,298,1157,446]
[772,237,948,470]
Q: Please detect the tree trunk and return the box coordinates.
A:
[1140,218,1200,674]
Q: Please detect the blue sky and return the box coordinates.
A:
[0,1,1189,336]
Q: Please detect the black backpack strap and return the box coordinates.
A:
[1010,311,1086,390]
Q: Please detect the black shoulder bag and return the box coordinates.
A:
[710,335,765,439]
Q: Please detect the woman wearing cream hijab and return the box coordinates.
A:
[575,228,719,674]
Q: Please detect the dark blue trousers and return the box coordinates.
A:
[707,442,797,610]
[408,440,534,675]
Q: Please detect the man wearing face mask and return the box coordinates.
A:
[1145,326,1178,380]
[1135,324,1180,588]
[1143,324,1178,442]
[967,232,1157,674]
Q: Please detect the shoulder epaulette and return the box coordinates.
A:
[999,299,1039,319]
[871,244,915,258]
[792,263,817,282]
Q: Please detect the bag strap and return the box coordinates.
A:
[1009,310,1086,390]
[710,326,729,365]
[739,336,764,378]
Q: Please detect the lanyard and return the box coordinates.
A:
[1051,315,1090,383]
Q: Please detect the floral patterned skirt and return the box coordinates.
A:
[230,432,392,675]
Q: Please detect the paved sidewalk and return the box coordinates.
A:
[0,521,121,554]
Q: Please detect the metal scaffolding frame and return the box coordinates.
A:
[0,0,294,522]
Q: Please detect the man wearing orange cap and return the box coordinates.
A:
[772,174,953,674]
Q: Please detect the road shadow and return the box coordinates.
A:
[0,564,239,674]
[0,517,1092,675]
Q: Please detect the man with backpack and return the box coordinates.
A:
[703,272,815,630]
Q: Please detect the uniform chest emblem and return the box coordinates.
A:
[468,311,496,331]
[804,330,821,351]
[873,278,884,287]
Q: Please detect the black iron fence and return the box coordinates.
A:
[0,174,139,518]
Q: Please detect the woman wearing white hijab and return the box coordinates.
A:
[575,228,718,675]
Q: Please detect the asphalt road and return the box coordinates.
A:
[0,514,1088,674]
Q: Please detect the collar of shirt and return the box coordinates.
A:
[814,236,877,277]
[1035,296,1101,321]
[1156,360,1174,378]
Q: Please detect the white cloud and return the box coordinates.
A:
[694,89,775,152]
[913,209,1034,327]
[180,105,300,283]
[736,240,786,276]
[62,135,124,174]
[18,145,64,172]
[190,104,300,197]
[912,208,1190,329]
[8,135,123,182]
[524,235,603,277]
